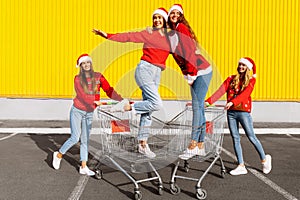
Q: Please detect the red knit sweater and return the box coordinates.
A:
[107,30,170,70]
[206,75,256,113]
[73,72,123,112]
[169,23,211,76]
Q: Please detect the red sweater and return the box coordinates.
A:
[73,72,123,112]
[169,23,211,76]
[107,30,170,70]
[206,76,256,113]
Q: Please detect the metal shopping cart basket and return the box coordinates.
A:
[94,102,181,200]
[167,103,226,200]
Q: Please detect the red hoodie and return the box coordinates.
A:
[107,30,170,70]
[73,72,123,112]
[206,75,256,113]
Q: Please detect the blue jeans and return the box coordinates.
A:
[134,60,163,141]
[190,72,212,142]
[59,106,94,162]
[227,110,266,164]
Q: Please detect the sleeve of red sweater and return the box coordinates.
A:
[176,24,198,76]
[107,30,150,43]
[74,76,95,110]
[99,74,123,101]
[230,78,256,106]
[206,76,231,104]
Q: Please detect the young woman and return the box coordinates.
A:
[205,57,272,175]
[52,54,123,176]
[167,4,212,159]
[92,8,170,158]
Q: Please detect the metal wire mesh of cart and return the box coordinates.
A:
[95,104,183,173]
[166,103,226,161]
[167,103,226,200]
[94,103,183,198]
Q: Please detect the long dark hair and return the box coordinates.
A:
[168,14,200,48]
[79,64,97,94]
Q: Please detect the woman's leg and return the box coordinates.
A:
[59,106,83,155]
[238,112,266,161]
[190,72,212,144]
[134,60,163,114]
[227,111,244,165]
[134,61,162,142]
[80,111,94,166]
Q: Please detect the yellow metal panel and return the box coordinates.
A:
[0,0,299,101]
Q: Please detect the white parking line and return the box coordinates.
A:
[0,132,18,141]
[67,175,89,200]
[222,148,299,200]
[67,143,102,200]
[286,134,300,141]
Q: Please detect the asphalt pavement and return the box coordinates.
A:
[0,121,299,200]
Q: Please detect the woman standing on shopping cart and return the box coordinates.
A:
[92,8,170,158]
[166,4,212,159]
[52,54,123,176]
[205,57,272,175]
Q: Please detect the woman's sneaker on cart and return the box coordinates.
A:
[138,144,156,158]
[178,146,200,160]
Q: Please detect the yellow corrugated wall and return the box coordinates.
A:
[0,0,299,101]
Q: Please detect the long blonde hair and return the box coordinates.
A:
[230,68,251,91]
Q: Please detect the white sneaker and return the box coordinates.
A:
[230,165,248,175]
[179,146,199,160]
[110,99,129,112]
[262,154,272,174]
[52,151,62,170]
[138,144,156,158]
[79,166,95,176]
[197,147,206,156]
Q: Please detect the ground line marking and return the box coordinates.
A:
[0,132,18,141]
[222,147,298,200]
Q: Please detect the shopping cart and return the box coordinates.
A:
[167,103,226,200]
[94,102,181,200]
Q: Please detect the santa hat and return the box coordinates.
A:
[238,57,256,78]
[76,53,92,68]
[153,7,168,22]
[168,4,184,16]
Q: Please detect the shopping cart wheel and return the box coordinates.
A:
[158,185,163,195]
[196,188,207,199]
[170,183,181,195]
[221,169,226,178]
[94,169,103,180]
[134,191,142,200]
[183,161,190,172]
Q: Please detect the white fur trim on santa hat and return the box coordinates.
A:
[168,4,184,15]
[239,58,253,70]
[153,8,168,22]
[76,55,92,68]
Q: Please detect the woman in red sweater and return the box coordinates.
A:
[205,57,272,175]
[166,4,212,160]
[52,54,123,176]
[92,8,170,158]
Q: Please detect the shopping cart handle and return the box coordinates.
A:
[98,100,134,106]
[186,102,225,108]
